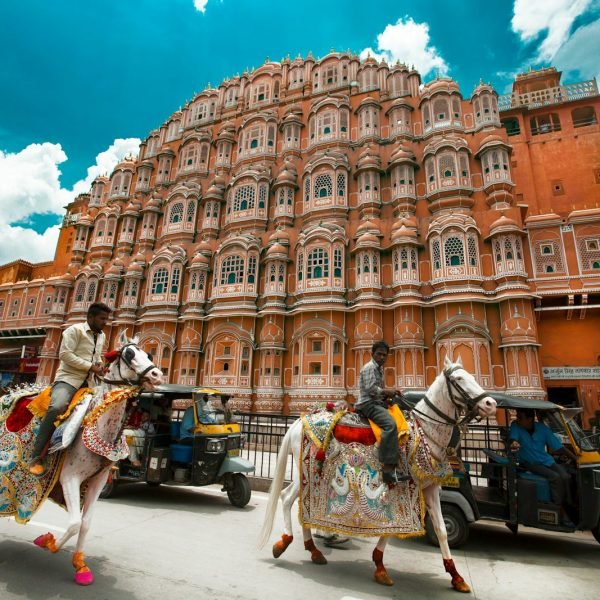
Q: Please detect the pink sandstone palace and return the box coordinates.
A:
[0,54,599,424]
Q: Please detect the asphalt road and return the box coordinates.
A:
[0,482,598,600]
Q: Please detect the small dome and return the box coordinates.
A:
[205,182,224,200]
[391,225,418,243]
[196,239,213,255]
[266,242,288,258]
[77,214,94,227]
[355,232,380,248]
[388,145,417,168]
[421,77,460,97]
[355,147,382,173]
[191,253,210,266]
[356,219,381,235]
[268,228,290,244]
[487,214,523,238]
[113,156,137,172]
[274,168,296,187]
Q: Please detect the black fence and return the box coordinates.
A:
[237,412,298,482]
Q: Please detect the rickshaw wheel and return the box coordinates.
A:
[227,473,251,508]
[425,504,469,548]
[99,477,116,499]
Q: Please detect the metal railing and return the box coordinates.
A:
[237,412,298,481]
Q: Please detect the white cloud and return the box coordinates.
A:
[71,138,141,197]
[360,17,448,77]
[193,0,208,12]
[0,137,140,265]
[511,0,593,61]
[553,18,600,83]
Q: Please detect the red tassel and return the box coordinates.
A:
[104,350,120,363]
[315,449,326,462]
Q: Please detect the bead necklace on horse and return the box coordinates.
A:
[258,357,497,592]
[0,332,163,585]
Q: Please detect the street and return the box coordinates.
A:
[0,482,598,600]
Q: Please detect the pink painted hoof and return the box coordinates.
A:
[74,569,94,586]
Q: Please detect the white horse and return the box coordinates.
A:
[0,331,163,585]
[259,358,497,592]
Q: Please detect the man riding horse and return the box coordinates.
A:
[29,302,111,476]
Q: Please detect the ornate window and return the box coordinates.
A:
[388,72,408,98]
[275,188,294,218]
[390,165,415,199]
[101,281,118,308]
[239,121,276,157]
[307,248,329,279]
[297,240,345,291]
[359,67,378,91]
[356,250,381,288]
[313,174,332,199]
[431,231,480,280]
[251,81,271,105]
[358,171,380,204]
[481,149,510,185]
[203,200,220,229]
[578,237,600,270]
[110,171,132,198]
[156,156,172,183]
[151,268,169,293]
[358,105,379,138]
[169,203,184,224]
[534,240,565,275]
[392,247,419,284]
[389,106,411,136]
[213,250,259,296]
[493,235,525,275]
[309,108,349,144]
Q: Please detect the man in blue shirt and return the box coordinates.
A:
[509,408,576,523]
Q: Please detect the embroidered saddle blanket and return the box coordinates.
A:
[299,409,453,538]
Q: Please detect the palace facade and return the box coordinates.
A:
[1,55,599,422]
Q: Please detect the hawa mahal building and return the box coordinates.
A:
[0,54,599,422]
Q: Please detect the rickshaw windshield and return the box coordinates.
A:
[544,410,596,452]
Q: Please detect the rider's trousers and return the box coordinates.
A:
[31,381,77,461]
[358,402,399,466]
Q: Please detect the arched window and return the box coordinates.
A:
[169,202,184,223]
[444,237,465,266]
[314,174,333,198]
[220,255,245,285]
[151,268,169,293]
[334,247,343,277]
[233,185,256,211]
[307,248,329,279]
[571,106,597,128]
[75,281,85,302]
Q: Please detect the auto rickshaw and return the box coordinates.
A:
[399,391,600,547]
[100,385,255,507]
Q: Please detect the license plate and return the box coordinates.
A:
[227,449,240,457]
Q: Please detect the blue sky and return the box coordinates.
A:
[0,0,598,264]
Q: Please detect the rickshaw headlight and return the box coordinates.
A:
[206,439,226,453]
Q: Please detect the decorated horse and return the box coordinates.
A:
[259,357,497,592]
[0,331,163,585]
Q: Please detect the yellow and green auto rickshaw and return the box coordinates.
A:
[100,385,255,507]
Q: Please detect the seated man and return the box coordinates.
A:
[196,394,217,424]
[509,408,577,525]
[354,340,410,484]
[123,409,155,467]
[179,405,196,441]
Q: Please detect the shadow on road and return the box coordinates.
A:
[98,481,258,514]
[0,540,129,600]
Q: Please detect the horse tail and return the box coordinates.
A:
[257,418,296,549]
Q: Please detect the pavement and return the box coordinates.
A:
[0,482,598,600]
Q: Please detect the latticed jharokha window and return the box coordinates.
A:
[314,174,333,198]
[307,248,329,279]
[151,268,169,294]
[169,202,184,223]
[233,185,256,210]
[444,237,465,266]
[220,255,245,285]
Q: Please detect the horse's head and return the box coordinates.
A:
[443,356,497,421]
[105,332,164,390]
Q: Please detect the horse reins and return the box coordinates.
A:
[412,365,488,427]
[101,344,157,386]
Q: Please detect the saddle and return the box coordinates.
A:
[302,404,409,455]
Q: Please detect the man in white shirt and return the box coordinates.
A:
[29,302,111,475]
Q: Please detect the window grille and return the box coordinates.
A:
[186,201,195,223]
[258,184,267,208]
[307,248,329,279]
[337,173,346,197]
[151,268,169,294]
[86,281,96,303]
[233,185,256,211]
[334,247,343,277]
[170,267,181,294]
[75,281,85,302]
[432,240,441,270]
[169,203,184,224]
[468,235,478,266]
[314,174,333,198]
[445,237,465,266]
[220,255,245,285]
[248,256,257,284]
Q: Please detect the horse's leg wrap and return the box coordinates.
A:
[304,539,327,565]
[33,532,59,553]
[372,548,394,586]
[443,558,470,593]
[73,551,94,586]
[272,533,293,558]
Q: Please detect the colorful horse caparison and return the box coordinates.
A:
[259,358,497,592]
[0,332,163,585]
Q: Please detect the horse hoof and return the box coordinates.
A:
[375,572,394,586]
[74,569,94,586]
[311,553,328,565]
[452,580,471,593]
[273,542,286,558]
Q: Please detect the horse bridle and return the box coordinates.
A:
[413,365,489,427]
[101,343,157,386]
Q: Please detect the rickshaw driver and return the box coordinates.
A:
[509,408,577,526]
[29,302,111,476]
